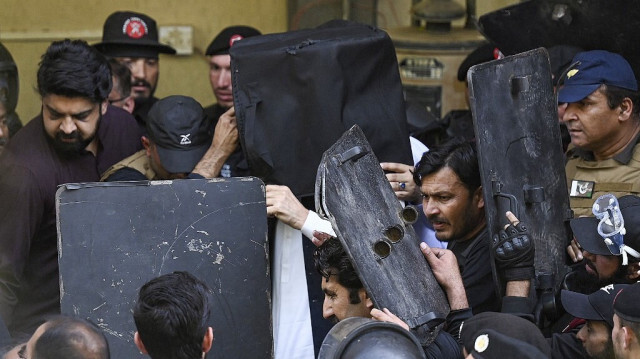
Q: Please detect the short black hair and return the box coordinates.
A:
[133,271,212,359]
[37,39,111,103]
[599,84,640,119]
[32,316,110,359]
[108,58,131,99]
[314,238,363,304]
[413,137,480,193]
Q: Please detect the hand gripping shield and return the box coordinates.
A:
[468,48,572,322]
[56,178,271,359]
[315,125,449,346]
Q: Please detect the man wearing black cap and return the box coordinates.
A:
[558,50,640,217]
[101,95,238,181]
[204,26,261,178]
[559,284,629,359]
[567,195,640,294]
[612,282,640,359]
[94,11,176,129]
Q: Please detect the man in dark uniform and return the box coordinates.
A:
[94,11,176,131]
[0,39,141,338]
[413,138,500,314]
[203,26,260,177]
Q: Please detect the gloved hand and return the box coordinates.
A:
[493,214,535,281]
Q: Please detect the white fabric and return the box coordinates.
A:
[272,220,315,359]
[301,210,336,239]
[410,136,428,166]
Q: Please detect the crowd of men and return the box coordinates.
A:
[0,8,640,359]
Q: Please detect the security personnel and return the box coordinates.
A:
[558,50,640,217]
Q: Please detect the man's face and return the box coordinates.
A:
[582,249,623,281]
[420,166,485,242]
[561,88,621,150]
[116,57,159,101]
[42,94,104,156]
[208,54,233,108]
[612,314,626,358]
[576,320,615,359]
[321,272,371,324]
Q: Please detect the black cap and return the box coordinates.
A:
[457,43,499,82]
[468,329,549,359]
[205,26,261,56]
[146,96,211,174]
[570,195,640,256]
[561,284,629,327]
[460,312,551,357]
[94,11,176,58]
[614,282,640,322]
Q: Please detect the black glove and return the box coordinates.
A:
[492,222,535,281]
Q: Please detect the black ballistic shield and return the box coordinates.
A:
[230,20,412,198]
[468,48,571,318]
[478,0,640,80]
[315,125,448,346]
[56,178,271,359]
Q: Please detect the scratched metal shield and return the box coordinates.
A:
[315,125,448,346]
[56,178,271,359]
[468,48,571,307]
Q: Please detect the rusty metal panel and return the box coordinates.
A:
[56,178,271,359]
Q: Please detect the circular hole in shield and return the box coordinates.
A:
[373,240,392,259]
[384,225,404,243]
[401,206,419,224]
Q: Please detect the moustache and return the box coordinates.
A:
[132,80,151,89]
[427,216,449,224]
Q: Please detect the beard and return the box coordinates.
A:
[589,334,615,359]
[564,260,632,294]
[51,131,96,158]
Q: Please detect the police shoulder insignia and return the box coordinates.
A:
[567,69,579,78]
[570,180,595,198]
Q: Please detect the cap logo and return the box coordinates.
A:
[180,134,192,145]
[567,69,579,78]
[122,17,148,39]
[601,284,615,294]
[229,34,244,47]
[474,334,489,353]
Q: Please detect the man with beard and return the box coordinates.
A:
[566,195,640,294]
[0,39,141,338]
[203,26,260,178]
[94,11,176,131]
[412,138,501,313]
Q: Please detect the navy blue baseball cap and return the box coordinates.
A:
[557,50,637,103]
[561,284,629,327]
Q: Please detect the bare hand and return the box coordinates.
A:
[420,242,461,289]
[567,238,583,262]
[380,162,421,203]
[370,308,410,331]
[211,107,238,155]
[265,185,309,230]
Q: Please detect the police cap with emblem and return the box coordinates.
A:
[557,50,637,103]
[561,284,628,328]
[467,329,548,359]
[94,11,176,58]
[205,26,261,56]
[146,95,211,174]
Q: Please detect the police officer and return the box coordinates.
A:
[559,50,640,217]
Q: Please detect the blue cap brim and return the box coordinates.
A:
[557,83,601,103]
[561,290,607,323]
[155,143,210,174]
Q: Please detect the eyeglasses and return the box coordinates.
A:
[592,194,640,265]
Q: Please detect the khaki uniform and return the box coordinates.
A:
[100,149,156,181]
[566,136,640,217]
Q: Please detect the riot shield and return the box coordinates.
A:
[477,0,640,80]
[468,48,571,320]
[56,178,271,359]
[315,125,448,346]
